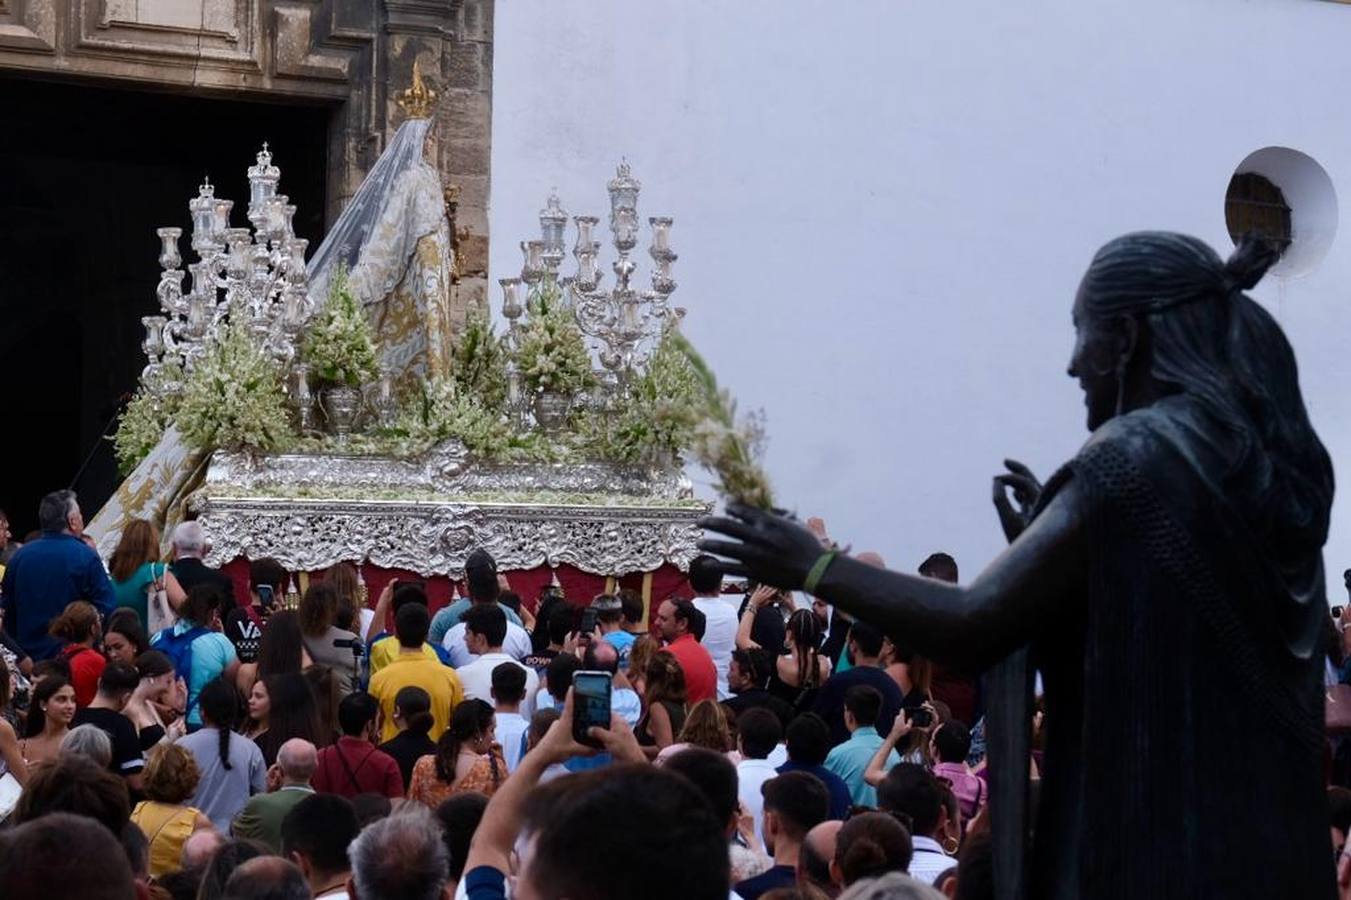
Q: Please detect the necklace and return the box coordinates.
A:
[313,877,348,897]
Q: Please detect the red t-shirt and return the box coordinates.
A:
[666,634,717,705]
[312,736,404,799]
[62,644,106,707]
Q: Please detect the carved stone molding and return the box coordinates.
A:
[0,0,56,53]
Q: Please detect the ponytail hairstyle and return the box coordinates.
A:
[197,677,240,771]
[786,609,823,690]
[1080,231,1333,654]
[834,811,913,887]
[394,685,434,737]
[434,699,495,782]
[48,601,100,645]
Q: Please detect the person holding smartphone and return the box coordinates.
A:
[223,558,287,665]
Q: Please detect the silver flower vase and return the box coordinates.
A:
[321,385,363,443]
[533,390,573,433]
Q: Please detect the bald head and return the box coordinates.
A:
[856,552,887,569]
[222,856,310,900]
[801,819,844,893]
[582,638,619,674]
[277,739,318,784]
[181,828,225,869]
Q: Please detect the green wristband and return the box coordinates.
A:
[803,551,838,596]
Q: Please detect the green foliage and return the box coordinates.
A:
[665,331,774,509]
[177,323,294,454]
[452,308,508,412]
[302,264,381,387]
[396,375,509,456]
[603,330,703,463]
[515,281,595,395]
[112,364,182,475]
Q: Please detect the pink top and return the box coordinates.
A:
[933,761,985,820]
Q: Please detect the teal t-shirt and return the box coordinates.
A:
[151,622,237,726]
[112,560,163,631]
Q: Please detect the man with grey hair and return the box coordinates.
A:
[838,872,947,900]
[232,738,317,852]
[169,519,235,600]
[222,856,313,900]
[0,489,114,660]
[347,805,450,900]
[181,828,226,870]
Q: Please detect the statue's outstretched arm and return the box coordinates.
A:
[700,483,1085,669]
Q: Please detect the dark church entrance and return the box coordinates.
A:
[0,77,331,536]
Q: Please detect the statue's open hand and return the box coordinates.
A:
[698,502,826,590]
[992,458,1042,543]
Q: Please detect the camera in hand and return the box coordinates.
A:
[572,670,612,747]
[906,705,933,728]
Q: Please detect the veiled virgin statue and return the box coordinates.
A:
[90,116,476,553]
[703,233,1334,899]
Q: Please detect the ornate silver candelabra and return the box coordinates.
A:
[499,162,679,427]
[141,144,312,406]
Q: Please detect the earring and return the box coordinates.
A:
[943,834,961,855]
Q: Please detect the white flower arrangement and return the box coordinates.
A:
[177,323,293,454]
[302,264,381,388]
[515,282,595,395]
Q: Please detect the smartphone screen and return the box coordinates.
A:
[579,608,598,637]
[572,670,612,746]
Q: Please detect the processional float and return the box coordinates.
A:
[89,72,709,605]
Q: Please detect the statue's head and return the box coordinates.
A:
[1070,230,1332,550]
[1070,231,1278,430]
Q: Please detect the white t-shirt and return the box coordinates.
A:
[692,596,739,701]
[495,709,531,772]
[458,653,540,718]
[736,757,780,848]
[442,620,533,667]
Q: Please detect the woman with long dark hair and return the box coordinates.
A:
[234,609,312,695]
[738,596,830,714]
[178,677,266,832]
[298,583,360,696]
[703,233,1335,897]
[20,675,77,768]
[378,685,437,788]
[102,608,149,666]
[251,671,328,766]
[407,698,503,806]
[0,661,28,785]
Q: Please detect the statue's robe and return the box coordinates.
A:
[1019,395,1331,898]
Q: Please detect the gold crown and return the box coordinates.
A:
[397,60,439,119]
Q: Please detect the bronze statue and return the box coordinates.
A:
[702,233,1335,899]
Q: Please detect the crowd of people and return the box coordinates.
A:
[0,486,1346,899]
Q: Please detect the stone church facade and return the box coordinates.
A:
[0,0,494,306]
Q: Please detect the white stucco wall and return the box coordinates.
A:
[491,0,1351,588]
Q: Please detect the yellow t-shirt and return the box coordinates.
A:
[368,635,441,676]
[132,800,201,878]
[369,653,464,743]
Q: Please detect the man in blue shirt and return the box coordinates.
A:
[776,712,853,820]
[824,685,900,806]
[0,490,114,660]
[811,619,904,745]
[428,549,522,644]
